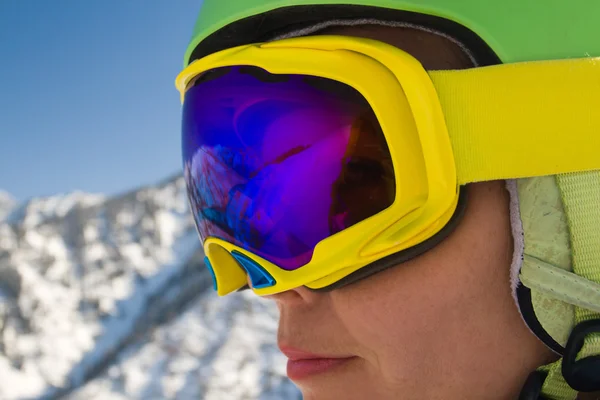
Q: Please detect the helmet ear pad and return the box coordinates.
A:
[507,177,575,355]
[187,5,500,66]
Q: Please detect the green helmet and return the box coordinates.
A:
[183,1,600,398]
[184,0,600,66]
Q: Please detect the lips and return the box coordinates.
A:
[279,345,357,380]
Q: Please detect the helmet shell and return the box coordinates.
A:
[185,0,600,66]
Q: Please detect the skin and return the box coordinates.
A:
[266,26,557,400]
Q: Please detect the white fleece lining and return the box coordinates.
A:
[506,180,525,308]
[270,18,479,67]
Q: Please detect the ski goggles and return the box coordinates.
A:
[176,35,600,297]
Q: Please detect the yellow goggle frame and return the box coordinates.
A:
[176,36,600,297]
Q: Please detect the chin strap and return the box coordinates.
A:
[520,171,600,400]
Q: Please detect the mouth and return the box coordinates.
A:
[279,345,358,381]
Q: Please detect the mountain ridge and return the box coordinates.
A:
[0,175,298,399]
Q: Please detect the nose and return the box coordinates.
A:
[263,285,323,306]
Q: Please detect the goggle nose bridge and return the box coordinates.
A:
[204,242,277,293]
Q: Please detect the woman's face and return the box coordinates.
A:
[268,26,555,400]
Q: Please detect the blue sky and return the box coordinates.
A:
[0,0,201,200]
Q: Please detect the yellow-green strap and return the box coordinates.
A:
[429,58,600,185]
[539,361,577,400]
[541,172,600,399]
[520,255,600,314]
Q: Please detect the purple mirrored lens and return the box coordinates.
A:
[182,66,395,270]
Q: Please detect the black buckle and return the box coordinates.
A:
[562,318,600,392]
[519,371,549,400]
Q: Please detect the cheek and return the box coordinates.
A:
[329,182,515,386]
[330,261,455,385]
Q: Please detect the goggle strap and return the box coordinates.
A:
[429,58,600,184]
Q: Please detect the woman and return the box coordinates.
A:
[176,1,600,399]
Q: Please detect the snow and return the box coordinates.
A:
[68,290,300,400]
[0,176,300,400]
[4,192,105,228]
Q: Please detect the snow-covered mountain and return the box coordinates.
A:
[0,191,16,221]
[0,176,299,400]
